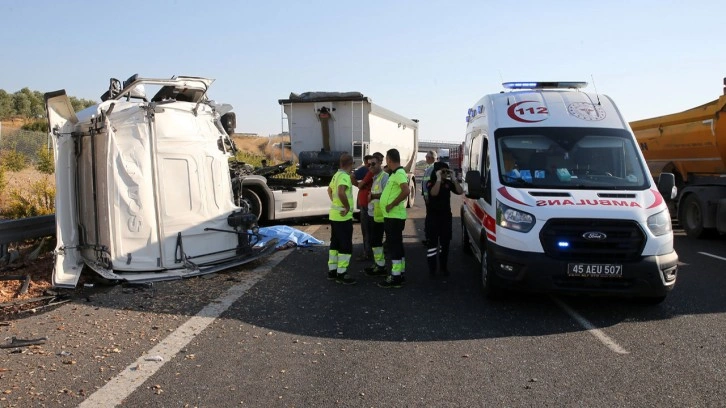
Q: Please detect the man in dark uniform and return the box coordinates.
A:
[425,161,463,277]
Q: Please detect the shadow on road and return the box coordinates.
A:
[9,201,725,343]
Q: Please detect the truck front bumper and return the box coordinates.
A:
[488,243,678,298]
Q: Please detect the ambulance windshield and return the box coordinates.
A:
[495,127,648,190]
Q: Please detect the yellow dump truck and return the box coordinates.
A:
[630,78,726,237]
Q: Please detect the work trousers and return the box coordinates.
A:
[329,219,353,274]
[360,209,371,255]
[384,217,406,275]
[369,217,385,267]
[426,211,452,273]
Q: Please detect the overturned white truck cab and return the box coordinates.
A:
[45,75,276,288]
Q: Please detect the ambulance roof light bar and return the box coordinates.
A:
[503,81,588,90]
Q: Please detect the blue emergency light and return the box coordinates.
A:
[503,81,588,90]
[557,241,570,248]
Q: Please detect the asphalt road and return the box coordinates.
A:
[2,195,725,407]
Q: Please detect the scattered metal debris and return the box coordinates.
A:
[0,274,31,296]
[1,336,48,349]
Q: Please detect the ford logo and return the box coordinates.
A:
[582,231,607,241]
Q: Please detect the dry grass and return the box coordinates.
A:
[232,135,295,163]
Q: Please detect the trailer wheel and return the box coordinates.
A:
[680,194,707,238]
[480,247,503,300]
[242,189,263,222]
[406,179,416,208]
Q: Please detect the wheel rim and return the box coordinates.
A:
[243,191,262,220]
[685,201,701,231]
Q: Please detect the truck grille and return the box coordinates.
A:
[539,219,645,261]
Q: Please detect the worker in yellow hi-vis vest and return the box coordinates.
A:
[363,152,389,277]
[327,153,356,285]
[378,148,410,289]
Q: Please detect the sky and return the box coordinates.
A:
[1,0,724,143]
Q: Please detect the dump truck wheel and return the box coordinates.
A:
[680,194,706,238]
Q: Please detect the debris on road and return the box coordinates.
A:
[0,336,48,349]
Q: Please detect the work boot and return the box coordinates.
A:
[365,265,388,277]
[378,274,404,289]
[335,272,357,285]
[327,270,337,280]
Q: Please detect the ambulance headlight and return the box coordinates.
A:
[647,210,672,236]
[497,201,535,233]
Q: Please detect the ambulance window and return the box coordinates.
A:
[469,134,482,171]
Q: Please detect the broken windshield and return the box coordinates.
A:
[495,127,649,190]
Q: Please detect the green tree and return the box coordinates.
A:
[21,119,47,132]
[69,96,97,112]
[30,90,45,117]
[13,92,31,117]
[0,90,13,118]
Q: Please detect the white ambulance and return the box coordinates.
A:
[460,81,678,303]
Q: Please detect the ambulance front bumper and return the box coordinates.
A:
[487,242,678,298]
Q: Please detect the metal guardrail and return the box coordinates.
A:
[0,214,55,257]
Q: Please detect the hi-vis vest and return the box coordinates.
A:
[369,171,389,223]
[329,170,353,221]
[381,167,408,220]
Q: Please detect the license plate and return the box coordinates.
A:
[567,263,622,278]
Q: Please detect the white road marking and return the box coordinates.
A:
[699,252,726,262]
[79,225,321,408]
[551,296,629,355]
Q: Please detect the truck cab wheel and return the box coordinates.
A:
[480,248,503,299]
[242,189,264,222]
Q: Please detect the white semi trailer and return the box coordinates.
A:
[238,92,419,222]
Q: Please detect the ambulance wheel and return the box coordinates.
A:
[461,220,472,255]
[480,248,503,299]
[242,189,263,222]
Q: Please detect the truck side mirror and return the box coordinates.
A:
[465,170,482,199]
[657,172,677,200]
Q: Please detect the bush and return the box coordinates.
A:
[21,119,48,132]
[231,152,299,179]
[0,165,6,193]
[2,178,55,218]
[2,150,28,171]
[35,147,54,174]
